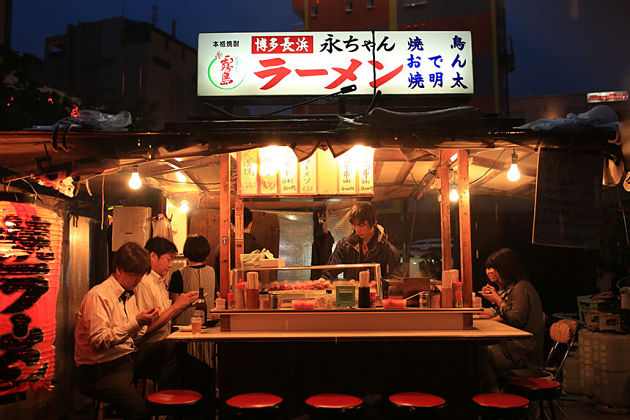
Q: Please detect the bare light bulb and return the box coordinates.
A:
[128,168,142,190]
[179,200,189,213]
[507,150,520,182]
[449,188,459,202]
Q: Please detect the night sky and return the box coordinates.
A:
[11,0,630,98]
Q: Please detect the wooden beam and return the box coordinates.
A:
[373,160,385,183]
[394,162,415,185]
[458,150,473,308]
[471,168,502,187]
[234,199,244,268]
[219,154,231,298]
[164,159,208,192]
[438,150,454,271]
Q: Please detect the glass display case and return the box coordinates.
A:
[229,263,383,309]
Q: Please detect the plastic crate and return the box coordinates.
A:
[577,295,605,322]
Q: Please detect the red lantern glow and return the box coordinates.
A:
[0,202,63,396]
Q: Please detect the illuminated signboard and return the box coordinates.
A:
[0,202,63,396]
[198,31,473,96]
[237,146,374,197]
[586,91,628,103]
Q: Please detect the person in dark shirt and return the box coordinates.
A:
[478,248,545,392]
[169,235,216,325]
[214,207,262,287]
[321,202,400,282]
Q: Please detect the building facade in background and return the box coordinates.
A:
[42,17,202,128]
[0,0,12,47]
[292,0,512,116]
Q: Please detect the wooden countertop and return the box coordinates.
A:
[166,319,531,342]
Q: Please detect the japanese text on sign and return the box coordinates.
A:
[0,203,62,396]
[199,31,474,96]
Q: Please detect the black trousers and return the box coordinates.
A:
[78,353,149,420]
[135,340,214,398]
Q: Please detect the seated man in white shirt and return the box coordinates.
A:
[135,237,212,397]
[74,242,159,419]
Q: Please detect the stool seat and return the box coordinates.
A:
[509,377,561,390]
[473,393,529,408]
[389,392,446,409]
[147,389,202,406]
[226,392,283,409]
[306,393,363,409]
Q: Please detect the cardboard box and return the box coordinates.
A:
[259,258,285,268]
[598,313,622,332]
[111,206,152,251]
[577,295,605,322]
[585,311,622,332]
[586,311,600,330]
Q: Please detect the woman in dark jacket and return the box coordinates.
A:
[478,248,545,392]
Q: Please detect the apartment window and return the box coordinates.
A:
[311,6,318,17]
[345,1,353,11]
[367,0,375,8]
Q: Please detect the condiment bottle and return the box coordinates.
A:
[358,270,371,308]
[452,282,463,308]
[246,272,259,310]
[430,285,441,308]
[258,290,271,310]
[419,291,430,308]
[234,282,246,310]
[194,287,207,324]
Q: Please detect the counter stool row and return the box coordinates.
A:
[223,391,447,419]
[143,388,537,419]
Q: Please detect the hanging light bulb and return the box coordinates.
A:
[507,149,521,182]
[128,167,142,190]
[175,171,187,183]
[449,187,459,202]
[179,200,189,213]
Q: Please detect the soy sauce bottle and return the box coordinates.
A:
[194,287,208,325]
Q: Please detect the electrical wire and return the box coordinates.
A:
[470,150,505,185]
[148,176,221,186]
[20,179,39,202]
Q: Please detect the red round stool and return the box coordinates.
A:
[389,392,446,418]
[225,392,282,419]
[508,378,562,420]
[306,393,363,419]
[146,389,202,419]
[472,393,529,419]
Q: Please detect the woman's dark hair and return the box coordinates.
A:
[484,248,527,286]
[114,242,151,275]
[183,235,211,263]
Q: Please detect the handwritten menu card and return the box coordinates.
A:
[533,147,602,249]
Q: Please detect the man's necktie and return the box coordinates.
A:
[119,290,134,316]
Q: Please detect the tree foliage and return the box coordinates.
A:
[0,45,74,130]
